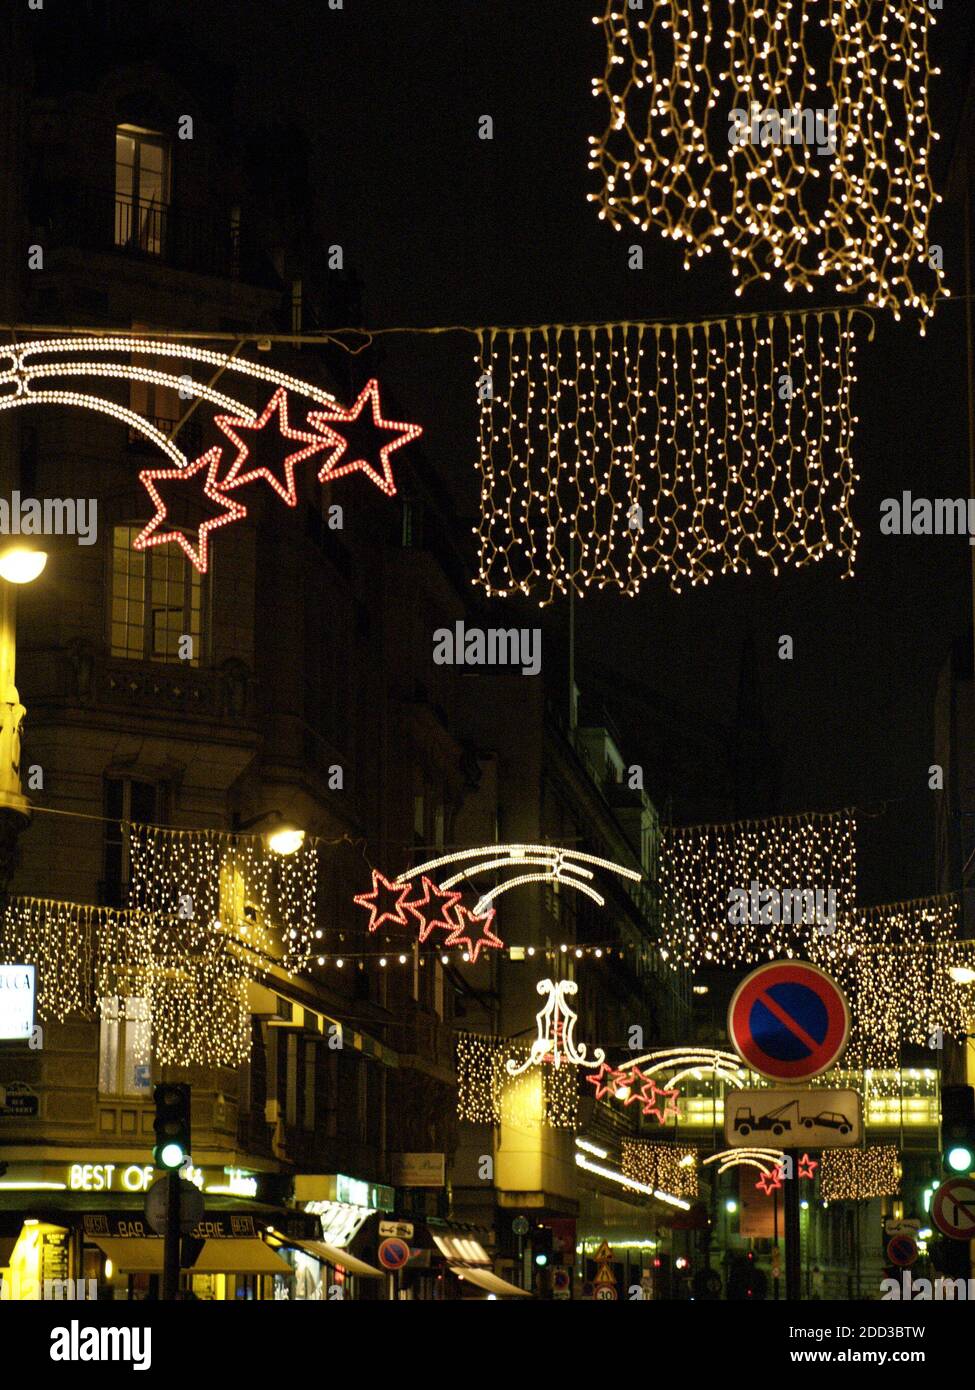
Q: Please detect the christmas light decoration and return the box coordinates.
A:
[703,1148,785,1179]
[475,313,860,602]
[442,903,504,964]
[215,386,333,506]
[658,808,857,969]
[505,978,606,1076]
[133,447,247,572]
[126,822,318,977]
[402,875,464,943]
[586,1061,625,1101]
[353,871,416,934]
[798,1154,818,1180]
[620,1142,699,1199]
[404,843,641,913]
[819,1146,900,1201]
[308,378,424,497]
[614,1066,681,1123]
[589,2,945,323]
[621,1047,748,1091]
[456,1032,579,1129]
[755,1165,784,1196]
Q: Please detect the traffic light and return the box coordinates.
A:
[153,1083,191,1170]
[940,1085,975,1175]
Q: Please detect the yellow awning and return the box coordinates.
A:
[285,1237,384,1278]
[191,1239,291,1275]
[90,1238,163,1274]
[450,1265,532,1298]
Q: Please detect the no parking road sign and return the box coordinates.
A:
[932,1177,975,1241]
[728,961,850,1082]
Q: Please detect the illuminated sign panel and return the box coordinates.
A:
[0,965,35,1040]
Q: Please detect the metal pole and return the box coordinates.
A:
[784,1150,801,1300]
[773,1187,780,1301]
[162,1171,180,1301]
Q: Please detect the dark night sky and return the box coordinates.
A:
[142,1,975,903]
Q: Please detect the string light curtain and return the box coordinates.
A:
[126,822,318,976]
[589,2,944,324]
[621,1141,699,1198]
[819,1146,901,1201]
[456,1032,579,1129]
[475,313,859,603]
[657,808,857,969]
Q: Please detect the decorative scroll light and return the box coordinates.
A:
[820,1146,901,1201]
[703,1148,785,1180]
[126,822,318,976]
[621,1142,699,1199]
[404,843,642,914]
[589,2,945,324]
[475,314,859,602]
[620,1046,748,1092]
[0,339,422,572]
[506,978,606,1075]
[456,1031,579,1129]
[658,808,857,969]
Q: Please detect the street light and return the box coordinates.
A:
[0,547,47,584]
[0,545,47,823]
[948,965,975,986]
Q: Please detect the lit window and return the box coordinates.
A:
[98,996,151,1097]
[111,525,202,664]
[115,125,171,256]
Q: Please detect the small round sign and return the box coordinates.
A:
[594,1285,618,1301]
[886,1234,918,1268]
[727,960,850,1082]
[512,1216,529,1236]
[932,1177,975,1241]
[378,1236,411,1270]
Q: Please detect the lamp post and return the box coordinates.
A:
[0,546,46,888]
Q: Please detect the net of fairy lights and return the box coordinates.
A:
[657,808,857,969]
[811,894,975,1069]
[126,822,318,976]
[621,1141,699,1198]
[819,1145,901,1201]
[475,314,859,603]
[0,896,249,1067]
[456,1033,579,1129]
[589,2,944,324]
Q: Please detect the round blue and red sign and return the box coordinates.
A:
[727,960,850,1082]
[886,1234,918,1268]
[378,1237,411,1271]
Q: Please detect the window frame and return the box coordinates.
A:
[110,523,205,666]
[115,124,172,256]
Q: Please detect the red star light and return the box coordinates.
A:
[755,1165,785,1196]
[215,387,331,506]
[352,871,415,934]
[401,876,463,943]
[636,1076,681,1124]
[585,1062,623,1101]
[133,447,246,574]
[798,1153,818,1180]
[617,1066,652,1106]
[443,903,504,963]
[309,379,423,497]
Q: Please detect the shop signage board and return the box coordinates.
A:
[0,1082,38,1117]
[727,961,850,1081]
[724,1088,862,1147]
[932,1177,975,1241]
[0,964,35,1040]
[390,1152,445,1187]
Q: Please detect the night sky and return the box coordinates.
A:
[105,1,975,903]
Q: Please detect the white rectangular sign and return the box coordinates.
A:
[724,1088,863,1148]
[0,964,35,1040]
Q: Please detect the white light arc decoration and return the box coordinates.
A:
[703,1148,785,1178]
[405,843,641,915]
[0,337,338,467]
[505,978,606,1076]
[621,1046,748,1092]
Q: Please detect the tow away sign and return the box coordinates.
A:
[724,1088,862,1148]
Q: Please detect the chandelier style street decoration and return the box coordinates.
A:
[0,896,249,1068]
[658,808,857,969]
[0,338,422,573]
[456,1031,579,1129]
[505,978,606,1076]
[126,822,319,977]
[589,2,945,324]
[475,313,859,603]
[819,1146,901,1201]
[621,1141,698,1199]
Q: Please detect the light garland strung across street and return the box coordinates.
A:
[0,897,249,1067]
[0,338,422,573]
[456,1032,579,1129]
[619,1046,748,1092]
[819,1146,901,1201]
[620,1142,699,1199]
[505,978,606,1075]
[589,2,945,324]
[404,843,642,914]
[475,313,860,602]
[658,808,857,969]
[125,822,319,977]
[703,1148,786,1180]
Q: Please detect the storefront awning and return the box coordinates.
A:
[90,1238,163,1274]
[191,1240,291,1276]
[449,1265,532,1298]
[286,1237,384,1278]
[433,1233,491,1265]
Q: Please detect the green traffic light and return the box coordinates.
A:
[946,1145,974,1174]
[157,1141,187,1170]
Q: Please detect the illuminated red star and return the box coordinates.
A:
[798,1153,818,1180]
[352,871,415,934]
[133,447,246,573]
[443,904,504,963]
[401,876,463,943]
[585,1062,624,1101]
[308,379,423,497]
[618,1066,652,1106]
[636,1076,681,1124]
[214,387,331,506]
[755,1165,784,1196]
